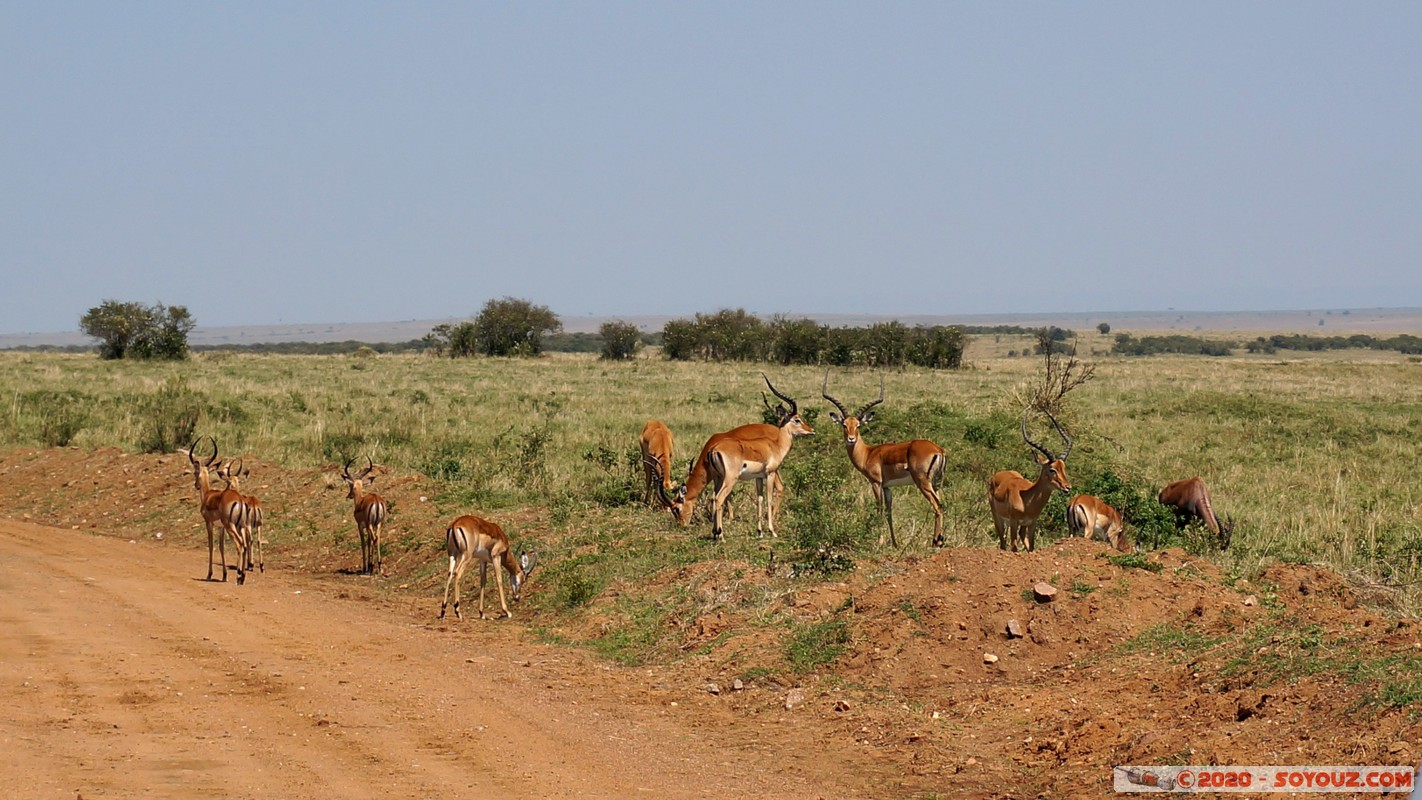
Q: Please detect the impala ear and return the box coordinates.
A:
[860,411,875,426]
[520,550,537,575]
[829,411,844,425]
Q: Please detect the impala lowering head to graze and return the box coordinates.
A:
[1158,476,1234,550]
[822,371,947,548]
[219,458,264,574]
[343,456,389,575]
[638,420,674,508]
[1067,494,1130,552]
[652,374,813,540]
[186,436,251,584]
[987,409,1073,553]
[438,514,537,620]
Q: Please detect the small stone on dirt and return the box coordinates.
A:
[706,683,721,695]
[785,688,806,709]
[983,653,999,664]
[731,679,744,691]
[1033,582,1058,602]
[1243,595,1258,606]
[834,699,851,712]
[1006,619,1026,639]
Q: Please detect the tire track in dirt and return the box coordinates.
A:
[0,518,884,799]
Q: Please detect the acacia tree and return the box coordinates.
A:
[79,300,195,360]
[471,297,562,357]
[598,320,642,361]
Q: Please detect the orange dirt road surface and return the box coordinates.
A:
[0,518,887,799]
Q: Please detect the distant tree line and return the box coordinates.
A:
[1245,333,1422,355]
[1112,333,1235,357]
[659,309,965,368]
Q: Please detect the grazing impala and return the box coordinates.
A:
[1159,476,1234,549]
[987,410,1073,552]
[186,437,250,584]
[219,459,265,573]
[639,420,675,508]
[1067,494,1130,552]
[822,372,946,547]
[342,457,389,575]
[438,514,537,620]
[653,375,813,540]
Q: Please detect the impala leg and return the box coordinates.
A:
[914,474,944,547]
[439,554,456,618]
[882,485,899,548]
[767,473,783,537]
[992,516,1008,551]
[754,478,766,538]
[373,523,384,576]
[478,561,489,619]
[205,521,216,581]
[495,562,511,619]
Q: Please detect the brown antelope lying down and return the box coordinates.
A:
[439,514,537,620]
[1067,494,1132,552]
[1158,476,1234,550]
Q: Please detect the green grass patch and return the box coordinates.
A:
[786,618,851,672]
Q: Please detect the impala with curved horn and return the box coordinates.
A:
[218,457,264,573]
[987,409,1073,552]
[638,420,675,508]
[186,436,251,584]
[651,374,813,540]
[822,372,946,547]
[343,457,389,575]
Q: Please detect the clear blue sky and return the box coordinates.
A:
[3,2,1418,333]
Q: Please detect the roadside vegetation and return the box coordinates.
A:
[1,338,1421,667]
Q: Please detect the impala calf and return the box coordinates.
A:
[639,420,675,508]
[1067,494,1130,552]
[343,457,388,575]
[987,410,1073,553]
[439,514,537,620]
[186,437,250,584]
[1159,476,1234,550]
[822,372,946,547]
[654,375,813,540]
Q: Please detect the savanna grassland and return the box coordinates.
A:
[5,338,1421,608]
[4,338,1422,795]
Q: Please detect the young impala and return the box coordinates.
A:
[1067,493,1130,552]
[639,419,675,508]
[438,514,537,620]
[653,375,813,540]
[342,457,388,575]
[987,409,1073,553]
[186,437,250,584]
[822,372,946,547]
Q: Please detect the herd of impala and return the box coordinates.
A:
[184,372,1232,619]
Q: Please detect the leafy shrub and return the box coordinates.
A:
[136,377,202,453]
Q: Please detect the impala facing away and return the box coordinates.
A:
[987,410,1073,552]
[653,374,813,540]
[186,437,250,584]
[1158,476,1234,549]
[639,420,675,508]
[1067,493,1130,552]
[822,372,946,547]
[438,514,537,620]
[343,457,389,575]
[219,458,265,573]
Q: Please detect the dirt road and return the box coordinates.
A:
[0,519,884,799]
